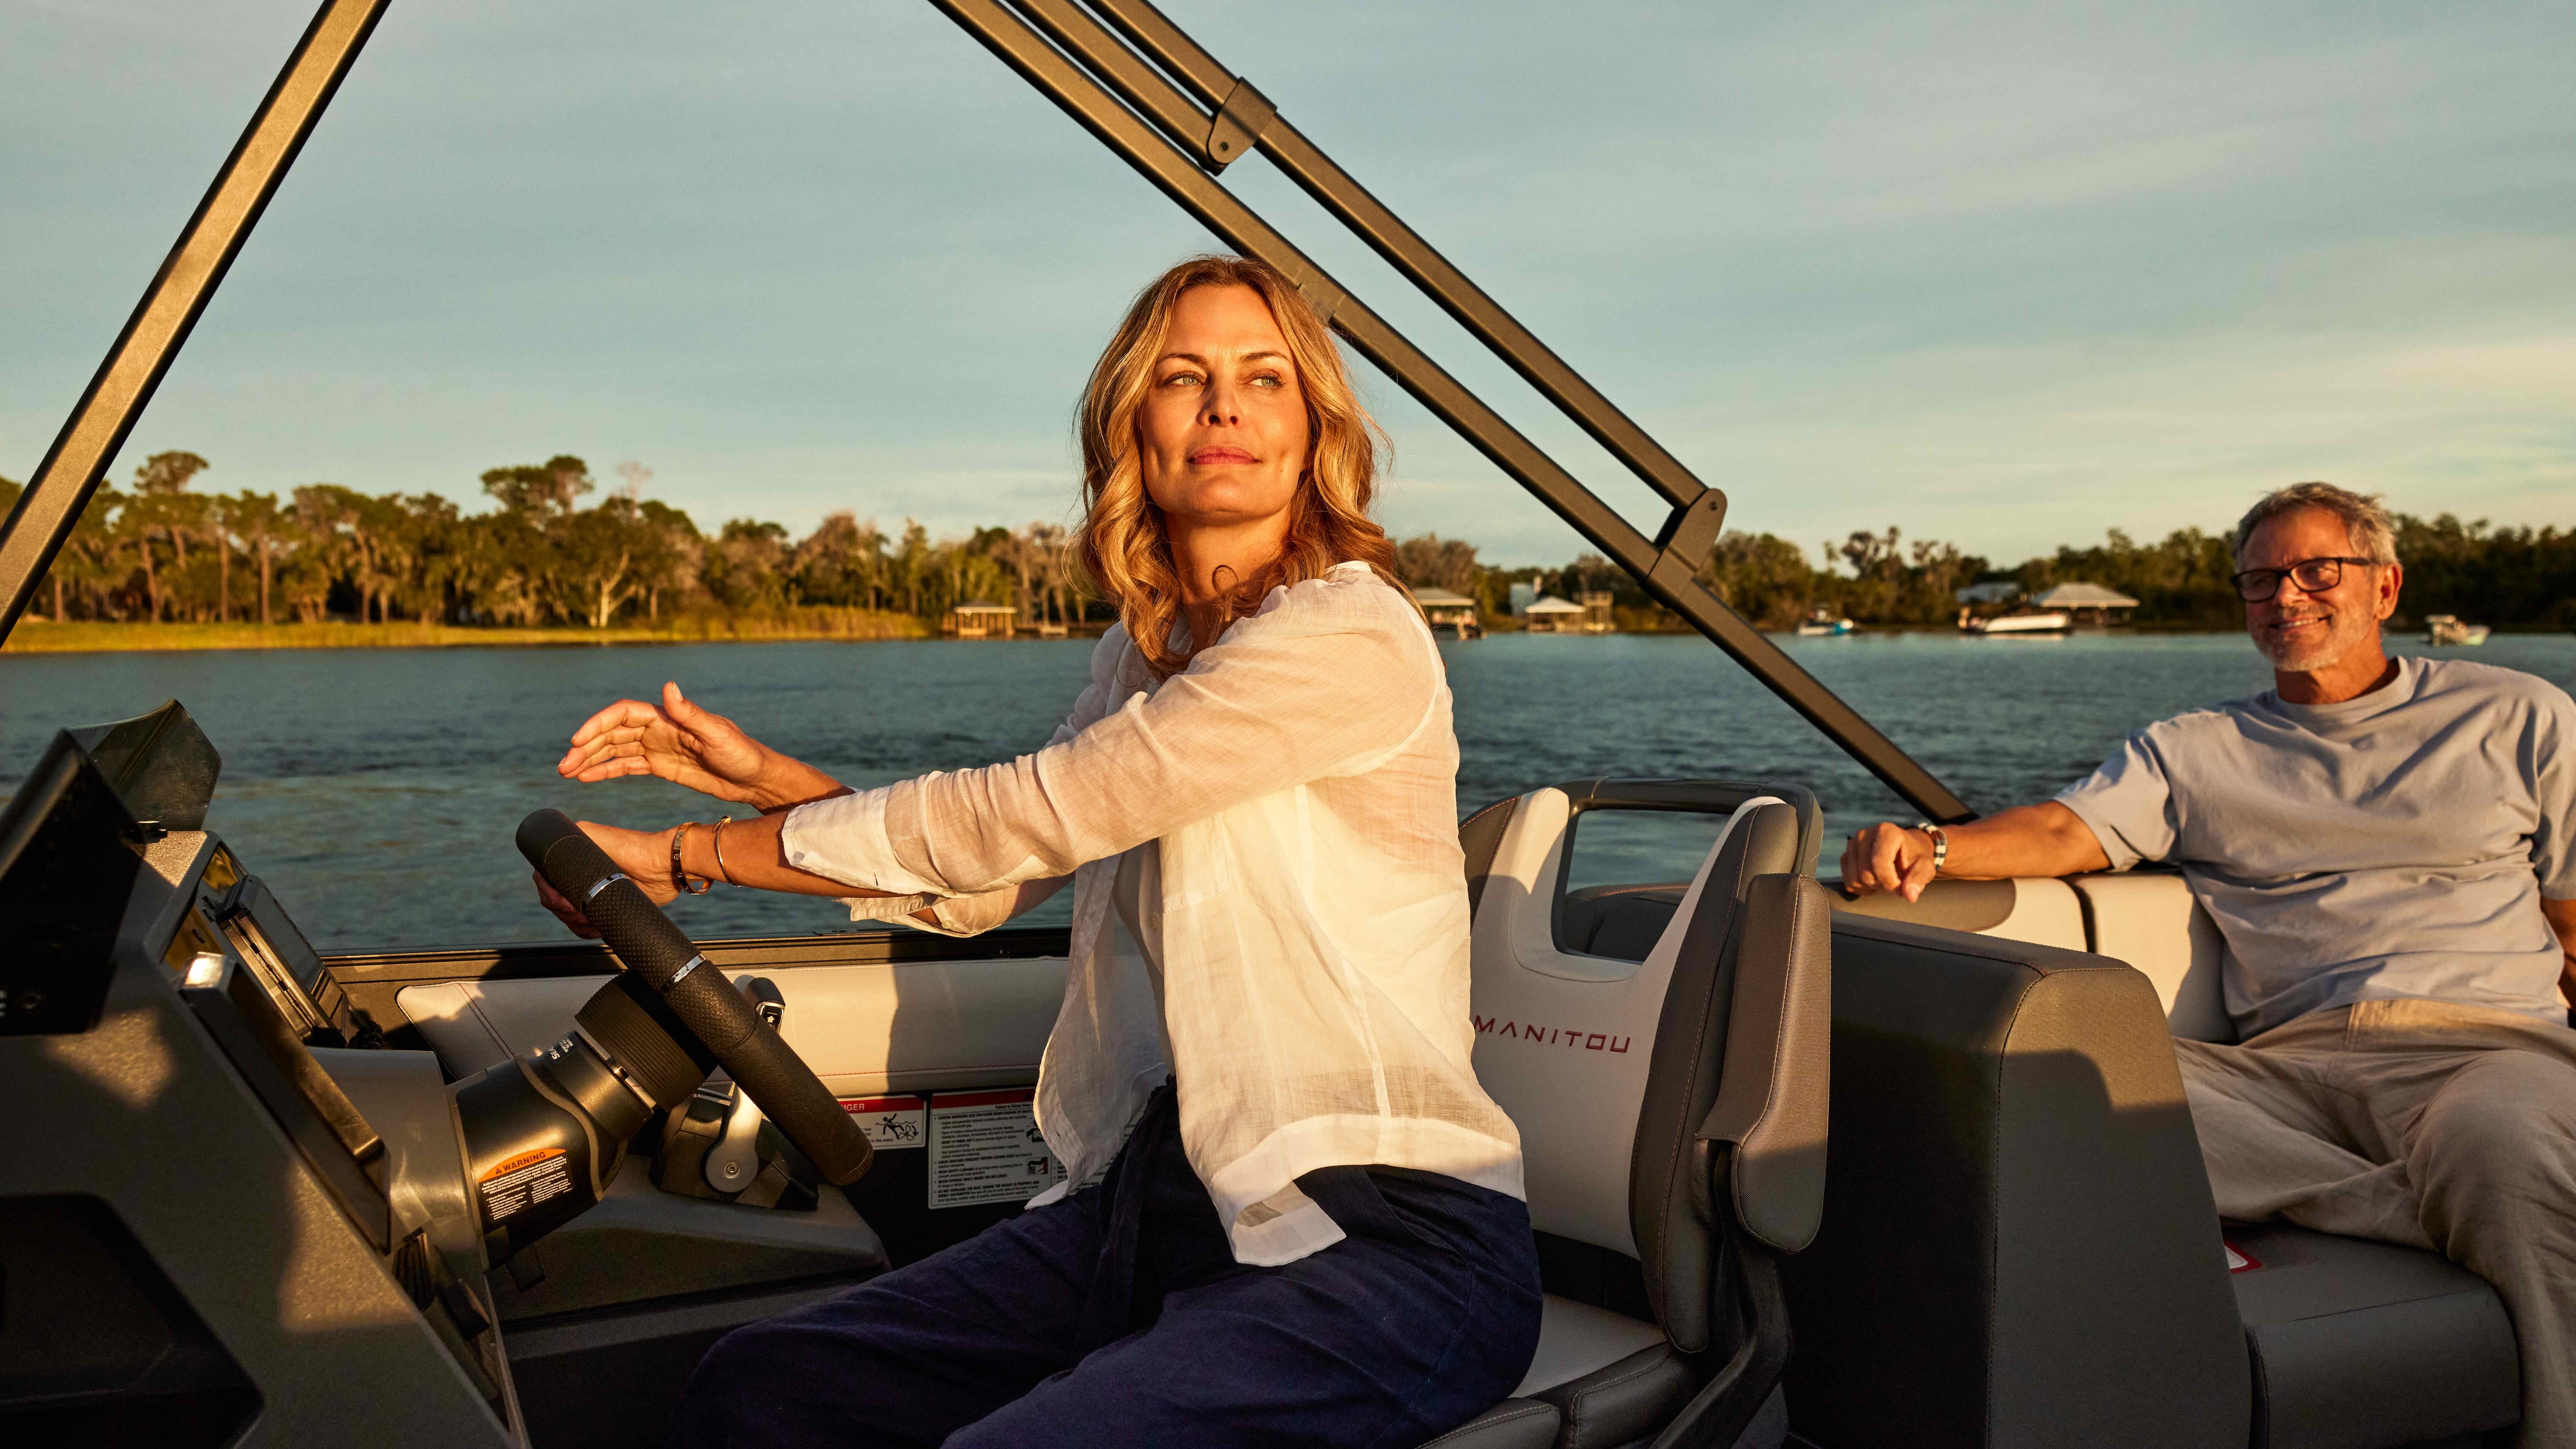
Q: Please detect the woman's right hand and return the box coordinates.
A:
[558,681,781,807]
[531,820,681,938]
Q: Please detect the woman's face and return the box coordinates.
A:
[1137,284,1310,533]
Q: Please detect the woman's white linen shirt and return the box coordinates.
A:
[779,563,1524,1264]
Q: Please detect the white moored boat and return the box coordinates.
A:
[1962,609,2071,636]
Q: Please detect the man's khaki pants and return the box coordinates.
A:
[2177,998,2576,1448]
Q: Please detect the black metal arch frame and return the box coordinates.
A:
[0,0,1974,823]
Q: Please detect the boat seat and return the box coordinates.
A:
[1357,1295,1683,1449]
[1788,912,2256,1446]
[1513,1295,1668,1397]
[2224,1220,2520,1449]
[1823,868,2524,1448]
[1459,780,1831,1449]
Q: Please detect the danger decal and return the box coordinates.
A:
[841,1094,928,1150]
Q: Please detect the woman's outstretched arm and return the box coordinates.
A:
[557,681,846,811]
[782,581,1435,902]
[538,669,1100,939]
[531,812,942,938]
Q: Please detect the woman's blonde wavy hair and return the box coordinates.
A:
[1075,255,1404,674]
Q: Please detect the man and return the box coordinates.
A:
[1844,482,2576,1446]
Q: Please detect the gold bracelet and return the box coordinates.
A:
[670,822,711,895]
[710,815,734,885]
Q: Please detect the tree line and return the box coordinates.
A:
[1,456,2566,632]
[1405,518,2573,632]
[0,453,1079,632]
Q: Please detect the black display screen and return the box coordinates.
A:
[0,732,147,1037]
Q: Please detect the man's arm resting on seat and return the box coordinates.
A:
[1840,803,2112,903]
[2544,896,2576,1009]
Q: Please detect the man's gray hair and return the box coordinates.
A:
[2232,482,2399,566]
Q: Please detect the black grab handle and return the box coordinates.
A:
[517,809,873,1185]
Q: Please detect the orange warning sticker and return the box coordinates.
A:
[479,1148,575,1223]
[481,1147,564,1182]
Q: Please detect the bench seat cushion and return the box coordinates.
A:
[2224,1221,2519,1449]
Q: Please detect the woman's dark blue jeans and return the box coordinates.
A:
[669,1088,1541,1448]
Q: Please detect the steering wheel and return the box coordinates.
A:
[516,808,874,1185]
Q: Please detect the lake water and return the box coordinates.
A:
[5,630,2571,951]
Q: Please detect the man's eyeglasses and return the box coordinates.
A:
[2231,556,2377,603]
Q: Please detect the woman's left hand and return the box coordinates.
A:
[560,682,779,806]
[531,820,677,938]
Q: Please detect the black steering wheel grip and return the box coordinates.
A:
[516,808,873,1186]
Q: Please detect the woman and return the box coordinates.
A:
[539,255,1539,1447]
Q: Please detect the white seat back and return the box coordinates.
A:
[2066,872,2236,1042]
[1467,788,1782,1258]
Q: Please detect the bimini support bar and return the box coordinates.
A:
[0,0,391,646]
[946,0,1974,822]
[1081,0,1706,513]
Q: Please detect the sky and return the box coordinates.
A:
[6,1,2572,568]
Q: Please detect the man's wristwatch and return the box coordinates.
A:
[1913,822,1949,874]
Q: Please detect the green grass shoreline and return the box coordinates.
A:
[10,617,2556,655]
[2,612,939,654]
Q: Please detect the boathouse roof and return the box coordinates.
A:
[2032,583,2140,608]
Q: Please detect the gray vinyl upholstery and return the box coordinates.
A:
[1541,1342,1700,1449]
[1625,801,1808,1354]
[2224,1221,2520,1449]
[1784,913,2252,1448]
[1699,873,1833,1254]
[1515,1295,1668,1396]
[1421,1396,1562,1449]
[1460,795,1521,918]
[1827,875,2524,1448]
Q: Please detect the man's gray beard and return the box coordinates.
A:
[2255,612,2376,673]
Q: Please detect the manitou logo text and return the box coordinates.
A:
[1472,1017,1632,1054]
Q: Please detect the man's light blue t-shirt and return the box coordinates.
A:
[2056,655,2575,1039]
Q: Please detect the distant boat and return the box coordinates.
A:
[1961,608,2071,636]
[2426,614,2490,646]
[1795,609,1855,637]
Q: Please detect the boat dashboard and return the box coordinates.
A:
[0,703,902,1447]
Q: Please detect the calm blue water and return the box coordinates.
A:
[4,630,2570,950]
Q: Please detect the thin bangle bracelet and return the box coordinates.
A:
[710,815,734,885]
[671,822,711,895]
